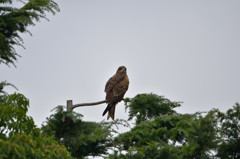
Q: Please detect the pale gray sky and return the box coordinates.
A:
[1,0,240,127]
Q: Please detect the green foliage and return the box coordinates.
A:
[114,114,192,150]
[216,103,240,159]
[0,133,73,159]
[41,106,113,159]
[125,93,181,124]
[112,113,218,158]
[110,94,221,159]
[0,93,35,136]
[0,0,59,66]
[0,80,17,102]
[1,90,239,159]
[180,110,218,159]
[0,93,73,159]
[109,142,181,159]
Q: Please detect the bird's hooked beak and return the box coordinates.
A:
[121,68,126,72]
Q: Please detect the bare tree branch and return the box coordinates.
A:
[67,100,107,111]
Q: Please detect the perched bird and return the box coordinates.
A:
[102,66,129,120]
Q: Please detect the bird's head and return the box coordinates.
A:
[117,66,127,74]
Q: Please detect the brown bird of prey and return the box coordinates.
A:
[102,66,129,120]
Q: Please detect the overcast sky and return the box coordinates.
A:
[1,0,240,127]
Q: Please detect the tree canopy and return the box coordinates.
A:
[0,93,73,159]
[1,91,239,158]
[108,94,240,159]
[41,106,114,159]
[125,93,181,124]
[38,93,240,158]
[0,0,59,66]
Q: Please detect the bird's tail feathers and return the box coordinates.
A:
[107,104,116,120]
[102,104,110,116]
[102,103,116,120]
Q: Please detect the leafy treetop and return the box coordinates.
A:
[125,93,181,124]
[0,0,59,67]
[0,93,73,159]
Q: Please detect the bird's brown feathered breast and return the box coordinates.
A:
[105,72,129,104]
